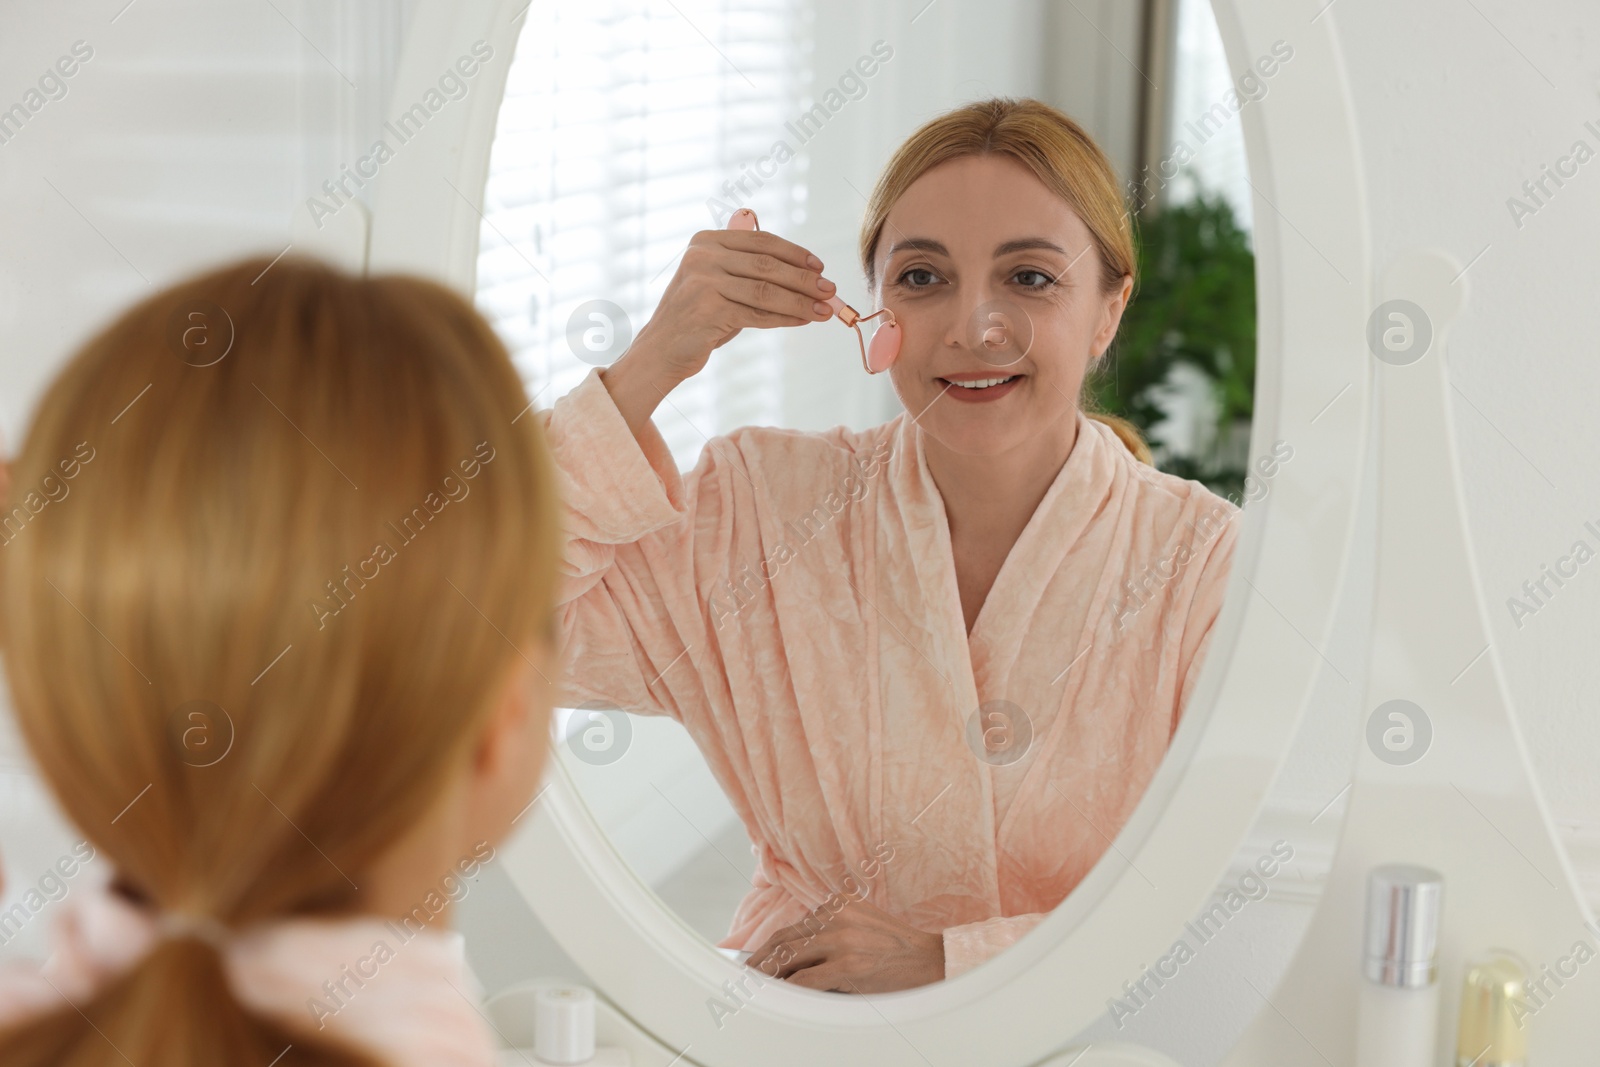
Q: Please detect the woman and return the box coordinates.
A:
[543,97,1239,993]
[0,257,563,1065]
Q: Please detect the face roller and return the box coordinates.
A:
[726,208,902,374]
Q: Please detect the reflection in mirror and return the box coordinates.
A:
[475,0,1267,993]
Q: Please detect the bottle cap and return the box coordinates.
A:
[1455,953,1529,1067]
[1363,864,1443,988]
[535,985,597,1065]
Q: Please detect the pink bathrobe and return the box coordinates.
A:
[541,369,1239,980]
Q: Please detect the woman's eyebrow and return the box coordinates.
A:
[885,237,1069,258]
[885,237,949,258]
[993,238,1068,257]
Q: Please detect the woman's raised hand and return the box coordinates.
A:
[601,225,837,433]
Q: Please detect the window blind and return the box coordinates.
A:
[475,0,815,471]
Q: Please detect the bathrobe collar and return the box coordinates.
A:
[887,406,1121,690]
[866,406,1132,921]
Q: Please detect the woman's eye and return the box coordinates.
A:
[896,267,939,289]
[1015,269,1056,290]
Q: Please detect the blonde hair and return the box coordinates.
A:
[0,256,562,1065]
[857,96,1153,464]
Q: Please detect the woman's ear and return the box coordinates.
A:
[473,657,545,779]
[466,646,556,846]
[1091,274,1135,359]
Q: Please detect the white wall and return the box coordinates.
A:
[1331,0,1600,887]
[0,0,418,957]
[1,1,1597,1062]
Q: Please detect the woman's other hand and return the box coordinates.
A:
[744,896,945,994]
[602,228,837,435]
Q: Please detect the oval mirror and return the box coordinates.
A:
[366,0,1370,1061]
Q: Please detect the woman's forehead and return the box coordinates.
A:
[884,157,1089,252]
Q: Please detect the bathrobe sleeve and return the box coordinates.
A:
[1172,508,1239,737]
[538,367,711,720]
[942,914,1048,979]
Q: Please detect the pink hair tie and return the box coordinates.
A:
[0,876,497,1067]
[154,910,232,949]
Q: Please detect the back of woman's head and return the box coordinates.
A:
[0,255,562,1065]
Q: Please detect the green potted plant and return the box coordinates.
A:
[1085,190,1257,502]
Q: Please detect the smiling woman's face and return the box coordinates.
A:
[873,153,1132,458]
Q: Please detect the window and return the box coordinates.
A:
[474,2,818,934]
[474,0,814,471]
[1163,0,1254,231]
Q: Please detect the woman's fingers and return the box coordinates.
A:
[711,230,835,307]
[746,918,832,977]
[728,305,814,330]
[722,275,834,324]
[623,226,833,390]
[701,226,824,274]
[755,933,835,980]
[783,963,855,993]
[742,898,944,993]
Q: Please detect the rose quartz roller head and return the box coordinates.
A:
[724,209,901,374]
[828,295,901,373]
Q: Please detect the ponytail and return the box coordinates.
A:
[0,939,378,1065]
[1087,411,1153,465]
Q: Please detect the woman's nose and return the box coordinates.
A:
[982,318,1009,349]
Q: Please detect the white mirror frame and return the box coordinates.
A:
[365,1,1371,1063]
